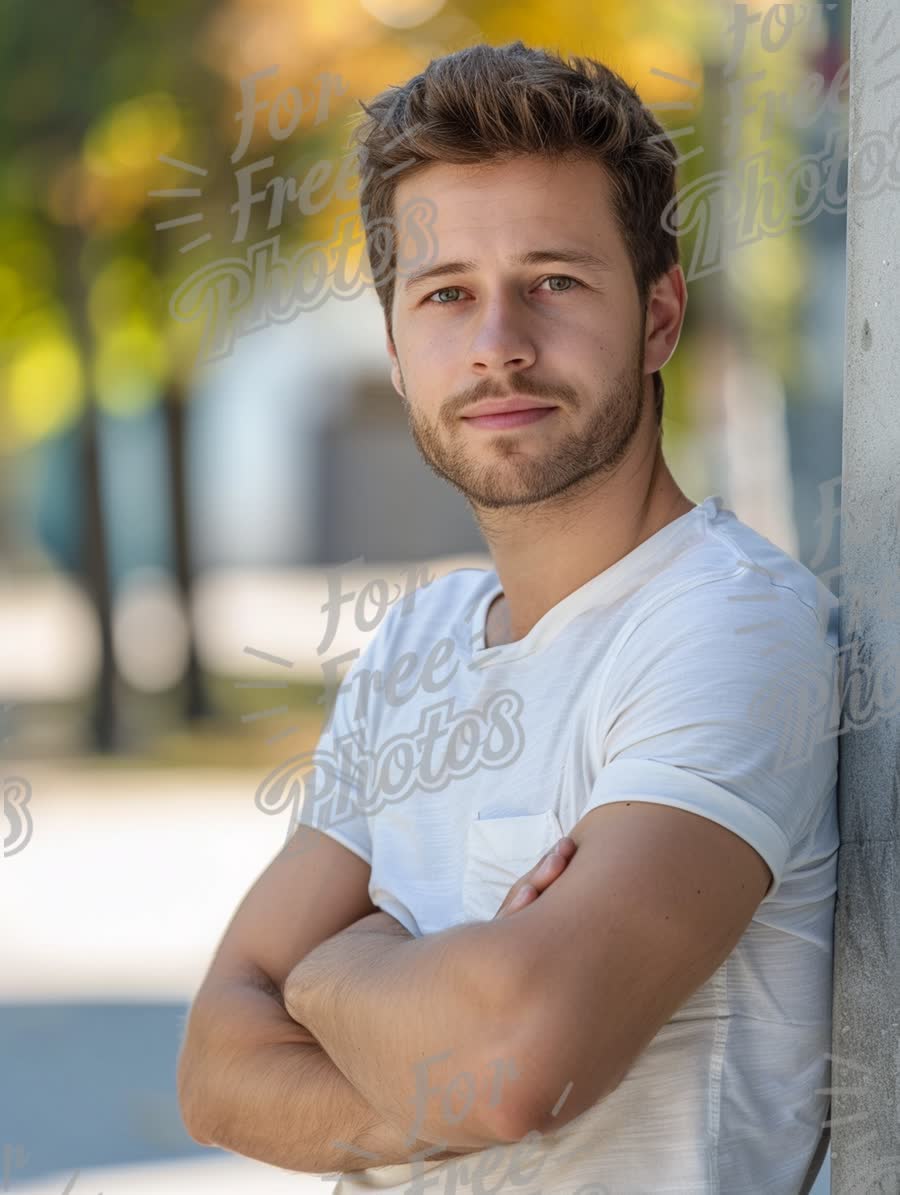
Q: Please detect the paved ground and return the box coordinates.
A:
[1,765,332,1192]
[9,1156,328,1194]
[0,765,830,1193]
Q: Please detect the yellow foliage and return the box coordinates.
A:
[88,257,160,334]
[6,329,85,445]
[94,317,168,416]
[85,93,182,178]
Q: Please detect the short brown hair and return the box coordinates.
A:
[351,40,682,426]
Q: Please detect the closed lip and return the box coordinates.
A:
[462,397,557,418]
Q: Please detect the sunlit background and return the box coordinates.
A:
[1,0,850,1189]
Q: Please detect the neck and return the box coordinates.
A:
[474,431,695,647]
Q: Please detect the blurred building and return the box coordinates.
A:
[187,284,486,570]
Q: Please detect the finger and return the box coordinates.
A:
[510,882,537,909]
[531,840,575,890]
[494,837,577,919]
[496,842,575,919]
[537,837,575,871]
[497,850,568,919]
[496,883,537,919]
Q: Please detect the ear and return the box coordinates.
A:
[644,264,687,378]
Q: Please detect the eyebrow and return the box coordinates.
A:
[402,247,615,292]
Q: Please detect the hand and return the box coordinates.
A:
[494,836,576,919]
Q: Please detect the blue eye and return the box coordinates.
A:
[541,275,580,293]
[423,276,582,305]
[427,287,464,304]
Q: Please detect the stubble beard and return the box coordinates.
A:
[397,350,649,512]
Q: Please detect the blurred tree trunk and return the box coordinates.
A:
[81,394,116,751]
[55,223,117,753]
[162,378,208,721]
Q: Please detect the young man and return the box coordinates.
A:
[178,42,840,1194]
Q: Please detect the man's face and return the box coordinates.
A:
[385,154,665,511]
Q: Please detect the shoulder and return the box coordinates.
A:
[615,506,840,667]
[599,521,841,786]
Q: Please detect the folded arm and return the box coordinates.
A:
[284,911,529,1149]
[177,961,479,1173]
[176,823,487,1174]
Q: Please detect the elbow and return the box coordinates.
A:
[505,1060,626,1144]
[179,1094,214,1148]
[489,1002,623,1143]
[463,1031,545,1148]
[182,1114,214,1148]
[176,1037,217,1147]
[176,1076,207,1146]
[460,948,554,1146]
[489,1060,555,1146]
[491,1073,573,1146]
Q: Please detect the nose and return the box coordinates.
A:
[468,292,538,374]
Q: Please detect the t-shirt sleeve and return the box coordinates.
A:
[288,606,401,866]
[291,688,372,865]
[584,575,840,901]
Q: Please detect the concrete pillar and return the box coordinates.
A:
[830,0,900,1188]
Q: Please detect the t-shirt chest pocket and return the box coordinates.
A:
[462,809,564,922]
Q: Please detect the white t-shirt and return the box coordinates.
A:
[297,495,840,1194]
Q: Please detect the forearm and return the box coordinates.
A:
[296,1035,483,1168]
[200,1038,386,1173]
[178,969,472,1173]
[211,1040,470,1173]
[285,919,523,1149]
